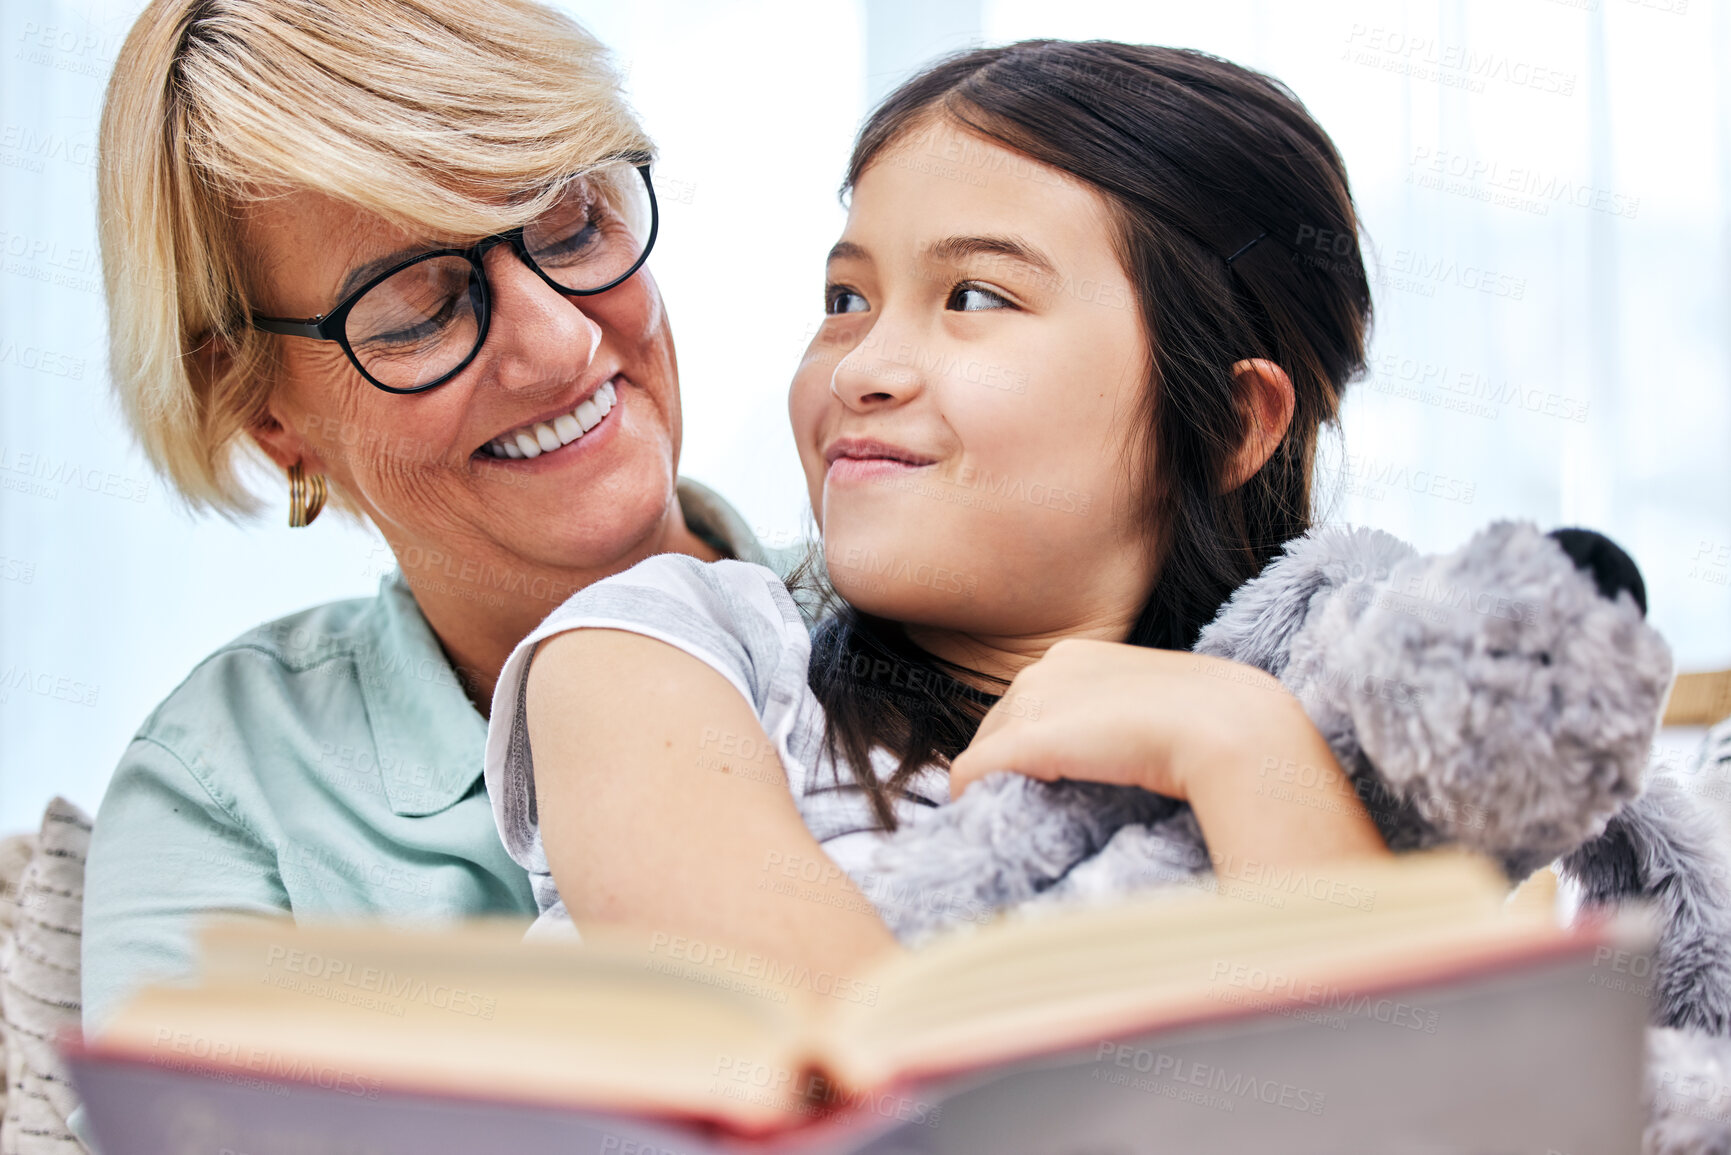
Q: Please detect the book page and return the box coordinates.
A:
[821,852,1572,1088]
[99,919,825,1133]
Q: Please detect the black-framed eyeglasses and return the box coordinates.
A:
[251,160,658,394]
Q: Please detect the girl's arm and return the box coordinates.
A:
[948,638,1390,866]
[527,628,901,982]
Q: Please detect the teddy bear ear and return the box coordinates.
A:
[1547,527,1647,616]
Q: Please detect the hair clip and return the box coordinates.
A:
[1224,230,1268,266]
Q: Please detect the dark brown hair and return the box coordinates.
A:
[808,41,1372,828]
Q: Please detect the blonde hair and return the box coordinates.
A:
[99,0,653,515]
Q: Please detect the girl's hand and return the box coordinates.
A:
[949,638,1260,799]
[949,638,1389,866]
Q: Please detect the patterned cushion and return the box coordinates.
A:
[0,799,91,1154]
[0,831,39,1131]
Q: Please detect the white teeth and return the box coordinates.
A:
[486,377,619,458]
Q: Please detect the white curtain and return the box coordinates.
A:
[1,0,1725,830]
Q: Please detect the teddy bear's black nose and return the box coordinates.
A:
[1547,528,1647,616]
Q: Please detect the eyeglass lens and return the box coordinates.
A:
[344,163,653,391]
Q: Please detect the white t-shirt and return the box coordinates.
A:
[483,554,948,935]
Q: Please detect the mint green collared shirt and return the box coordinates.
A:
[81,480,772,1032]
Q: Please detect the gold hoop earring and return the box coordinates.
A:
[287,462,327,528]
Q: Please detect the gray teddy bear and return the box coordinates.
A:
[865,520,1731,1049]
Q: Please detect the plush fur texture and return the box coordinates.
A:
[1646,1028,1731,1153]
[1564,775,1731,1034]
[867,520,1731,1135]
[1641,720,1731,1149]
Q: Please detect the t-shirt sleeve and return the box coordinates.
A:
[82,735,291,1033]
[483,555,811,890]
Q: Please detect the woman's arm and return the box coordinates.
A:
[527,628,901,984]
[83,737,291,1033]
[948,638,1390,866]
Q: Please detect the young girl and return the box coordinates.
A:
[484,41,1388,978]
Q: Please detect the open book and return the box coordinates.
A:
[71,853,1653,1154]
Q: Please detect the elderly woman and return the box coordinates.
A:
[81,0,761,1030]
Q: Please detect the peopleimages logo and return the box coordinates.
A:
[647,928,881,1006]
[1209,850,1378,912]
[0,341,85,380]
[0,446,150,502]
[148,1027,382,1100]
[1340,453,1476,505]
[834,547,978,598]
[0,123,97,171]
[1342,25,1578,96]
[1092,1042,1327,1115]
[1207,960,1441,1033]
[0,227,101,295]
[260,944,498,1019]
[1409,146,1640,219]
[710,1056,942,1128]
[1384,249,1527,300]
[0,665,98,708]
[1364,353,1590,424]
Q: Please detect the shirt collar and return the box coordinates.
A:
[359,478,768,817]
[358,572,489,816]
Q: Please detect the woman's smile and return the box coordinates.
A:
[477,374,623,463]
